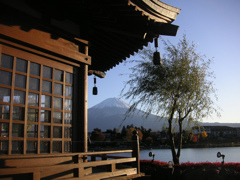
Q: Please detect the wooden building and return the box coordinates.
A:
[0,0,180,179]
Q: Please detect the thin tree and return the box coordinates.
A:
[121,35,220,164]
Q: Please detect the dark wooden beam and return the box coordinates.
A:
[150,23,179,36]
[0,25,91,65]
[88,70,106,78]
[92,25,145,39]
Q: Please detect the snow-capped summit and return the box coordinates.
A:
[91,97,130,109]
[88,97,164,132]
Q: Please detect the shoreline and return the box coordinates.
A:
[141,143,240,150]
[182,142,240,149]
[89,142,240,151]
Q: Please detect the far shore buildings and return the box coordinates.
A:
[192,126,240,138]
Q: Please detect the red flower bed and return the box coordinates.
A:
[140,160,240,180]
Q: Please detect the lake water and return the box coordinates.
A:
[116,147,240,163]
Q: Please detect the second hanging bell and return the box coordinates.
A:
[153,38,162,65]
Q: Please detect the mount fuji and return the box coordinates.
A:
[88,98,240,132]
[88,98,166,132]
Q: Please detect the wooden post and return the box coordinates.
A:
[111,164,116,172]
[132,130,140,174]
[33,171,40,180]
[73,155,79,177]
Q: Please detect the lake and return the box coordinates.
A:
[140,147,240,163]
[93,147,240,163]
[109,147,240,163]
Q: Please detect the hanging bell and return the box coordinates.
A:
[93,86,98,95]
[153,37,162,65]
[92,76,98,95]
[153,51,162,65]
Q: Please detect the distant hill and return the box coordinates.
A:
[88,97,240,132]
[200,122,240,128]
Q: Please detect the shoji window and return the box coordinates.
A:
[0,47,73,155]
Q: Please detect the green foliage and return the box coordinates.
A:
[122,34,218,121]
[121,34,220,164]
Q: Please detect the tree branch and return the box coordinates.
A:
[180,107,192,122]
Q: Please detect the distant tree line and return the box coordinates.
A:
[88,124,211,149]
[89,124,240,151]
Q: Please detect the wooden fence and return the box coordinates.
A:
[0,132,143,179]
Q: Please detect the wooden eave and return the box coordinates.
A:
[84,0,180,72]
[6,0,180,72]
[129,0,178,22]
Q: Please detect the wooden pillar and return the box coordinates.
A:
[83,46,88,153]
[72,47,88,155]
[83,64,88,153]
[78,52,88,153]
[132,130,140,174]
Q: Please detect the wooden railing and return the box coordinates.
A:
[0,132,143,179]
[0,150,142,180]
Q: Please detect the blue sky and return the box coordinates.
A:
[88,0,240,123]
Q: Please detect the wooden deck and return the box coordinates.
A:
[0,150,145,180]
